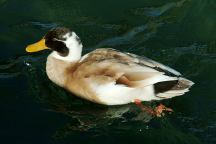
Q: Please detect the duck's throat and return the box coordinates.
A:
[46,54,78,87]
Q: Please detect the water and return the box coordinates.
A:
[1,0,216,143]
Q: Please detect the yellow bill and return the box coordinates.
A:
[26,38,49,53]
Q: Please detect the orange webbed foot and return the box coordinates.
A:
[154,103,173,117]
[133,99,173,117]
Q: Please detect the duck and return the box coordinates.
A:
[25,27,194,106]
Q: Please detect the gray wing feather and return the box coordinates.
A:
[126,52,181,77]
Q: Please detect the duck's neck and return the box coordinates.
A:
[46,50,81,87]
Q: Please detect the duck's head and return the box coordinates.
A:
[26,27,83,62]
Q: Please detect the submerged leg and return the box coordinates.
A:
[133,99,173,117]
[133,99,155,115]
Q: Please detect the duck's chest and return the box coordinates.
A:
[46,55,71,87]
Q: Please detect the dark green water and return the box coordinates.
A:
[1,0,216,143]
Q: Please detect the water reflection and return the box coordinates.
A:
[30,21,59,30]
[90,0,190,51]
[129,0,187,17]
[92,19,163,51]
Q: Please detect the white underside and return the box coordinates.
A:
[88,76,192,105]
[89,81,160,105]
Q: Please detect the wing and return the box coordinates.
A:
[76,48,180,87]
[125,52,181,77]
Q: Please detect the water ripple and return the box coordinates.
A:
[129,0,187,17]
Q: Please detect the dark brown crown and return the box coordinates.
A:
[44,27,71,56]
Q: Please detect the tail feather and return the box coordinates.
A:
[155,77,194,99]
